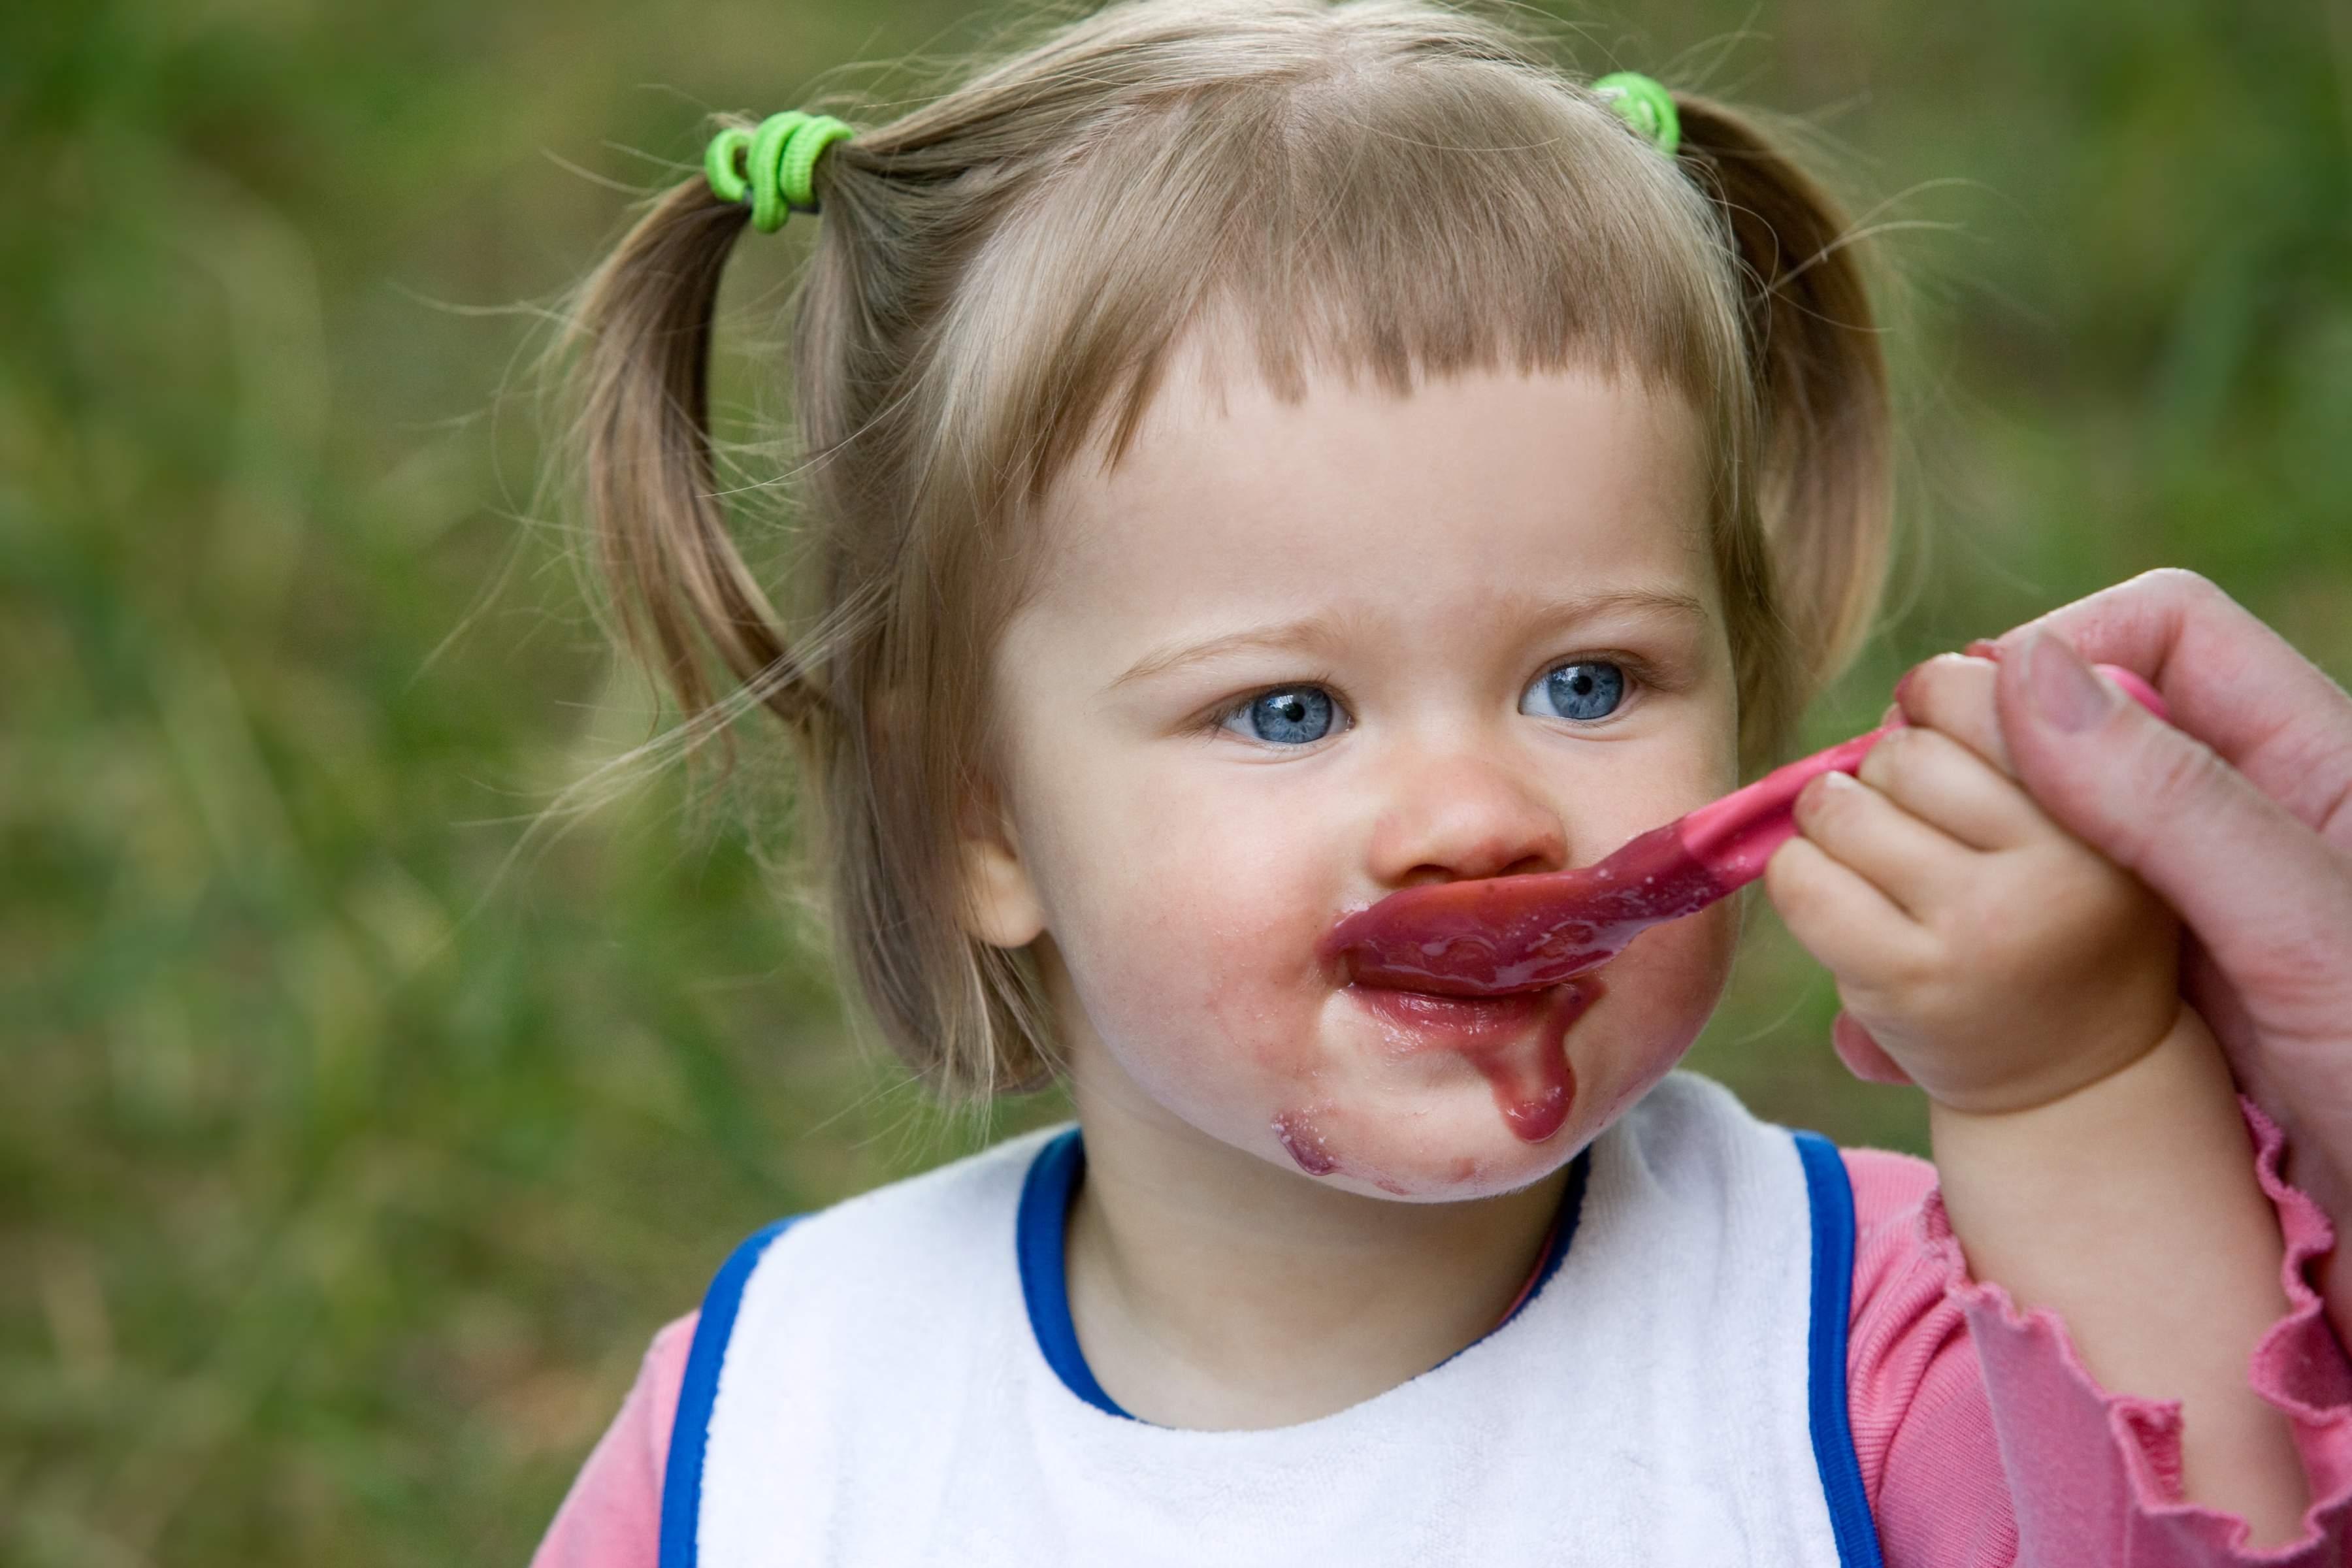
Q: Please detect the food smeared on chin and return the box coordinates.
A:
[1313,979,1600,1153]
[1272,1108,1340,1176]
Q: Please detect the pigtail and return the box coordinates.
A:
[561,159,823,742]
[1672,97,1893,721]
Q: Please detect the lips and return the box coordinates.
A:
[1345,982,1563,1046]
[1341,977,1599,1145]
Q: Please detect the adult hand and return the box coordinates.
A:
[1976,570,2352,1337]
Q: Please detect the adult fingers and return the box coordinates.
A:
[1990,569,2352,842]
[1994,629,2352,1055]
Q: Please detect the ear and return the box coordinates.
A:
[958,800,1047,950]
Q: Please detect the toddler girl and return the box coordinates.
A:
[532,3,2349,1561]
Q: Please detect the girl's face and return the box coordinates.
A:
[970,353,1742,1200]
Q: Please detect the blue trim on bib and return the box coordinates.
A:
[1017,1128,1131,1419]
[1793,1131,1885,1568]
[659,1217,802,1568]
[1015,1128,1591,1422]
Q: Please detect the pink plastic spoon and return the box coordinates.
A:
[1320,666,2168,997]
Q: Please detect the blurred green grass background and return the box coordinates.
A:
[3,0,2347,1559]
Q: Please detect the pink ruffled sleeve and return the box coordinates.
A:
[1847,1102,2352,1565]
[530,1314,697,1568]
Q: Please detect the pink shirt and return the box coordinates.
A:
[534,1105,2352,1565]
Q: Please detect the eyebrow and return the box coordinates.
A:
[1110,588,1710,690]
[1111,613,1356,690]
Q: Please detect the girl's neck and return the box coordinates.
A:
[1062,1060,1571,1431]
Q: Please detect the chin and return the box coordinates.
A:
[1255,1081,1598,1201]
[1258,979,1703,1201]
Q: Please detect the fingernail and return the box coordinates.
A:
[1797,771,1852,817]
[1963,638,2001,661]
[2021,630,2115,733]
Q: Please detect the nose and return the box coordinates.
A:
[1365,743,1569,888]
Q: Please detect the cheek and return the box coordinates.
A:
[1593,897,1738,1083]
[1024,770,1344,1105]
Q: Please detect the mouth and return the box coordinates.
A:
[1342,977,1601,1145]
[1339,960,1567,1000]
[1343,979,1590,1049]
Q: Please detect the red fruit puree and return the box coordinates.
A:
[1320,665,2168,1000]
[1279,981,1603,1173]
[1465,980,1597,1142]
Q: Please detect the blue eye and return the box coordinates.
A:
[1226,687,1340,745]
[1523,661,1626,723]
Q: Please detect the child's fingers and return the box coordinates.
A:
[1788,770,1970,920]
[1831,1011,1914,1085]
[1855,726,2048,853]
[1895,653,2012,774]
[1764,832,1934,981]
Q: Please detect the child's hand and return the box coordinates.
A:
[1765,654,2181,1115]
[1782,655,2312,1541]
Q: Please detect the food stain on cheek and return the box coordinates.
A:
[1271,1108,1339,1176]
[1204,981,1350,1183]
[1268,1105,1410,1194]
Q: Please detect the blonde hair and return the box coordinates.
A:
[557,0,1891,1100]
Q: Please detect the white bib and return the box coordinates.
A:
[661,1071,1881,1566]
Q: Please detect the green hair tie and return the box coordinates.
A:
[1593,72,1680,157]
[704,112,855,233]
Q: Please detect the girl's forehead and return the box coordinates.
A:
[1025,355,1718,645]
[1058,355,1708,555]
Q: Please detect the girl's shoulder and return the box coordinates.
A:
[532,1128,1068,1568]
[1832,1140,1958,1376]
[531,1313,697,1568]
[1840,1143,1938,1237]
